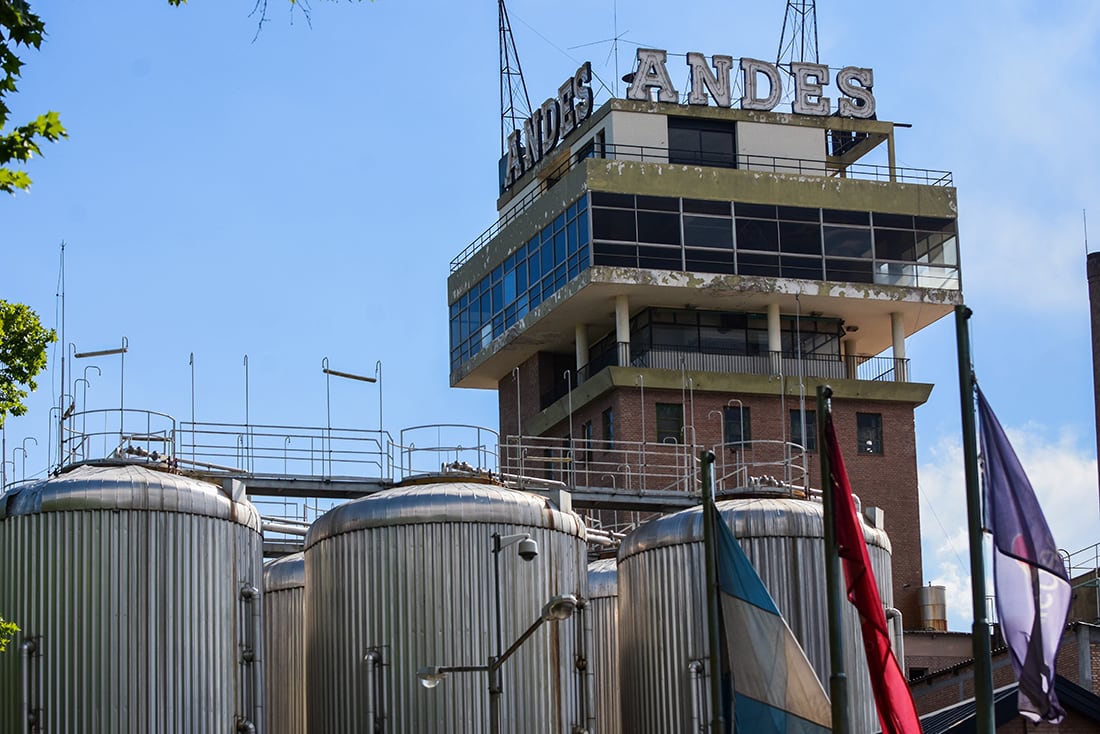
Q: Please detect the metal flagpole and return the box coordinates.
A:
[816,385,850,734]
[699,449,727,733]
[955,304,994,733]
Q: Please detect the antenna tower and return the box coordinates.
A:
[499,0,533,156]
[775,0,819,75]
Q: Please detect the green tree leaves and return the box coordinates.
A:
[0,299,56,428]
[0,616,17,652]
[0,0,67,194]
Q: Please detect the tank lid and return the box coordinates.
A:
[618,497,890,561]
[306,481,585,549]
[0,463,261,532]
[587,558,618,598]
[263,552,305,591]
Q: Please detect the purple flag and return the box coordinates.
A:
[978,387,1071,724]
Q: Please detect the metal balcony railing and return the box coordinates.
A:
[451,143,954,272]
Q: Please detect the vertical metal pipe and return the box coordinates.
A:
[817,385,850,734]
[688,660,705,733]
[20,637,37,734]
[489,658,502,734]
[365,650,382,732]
[955,304,995,734]
[699,450,725,733]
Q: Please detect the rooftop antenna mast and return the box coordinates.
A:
[775,0,819,80]
[499,0,533,156]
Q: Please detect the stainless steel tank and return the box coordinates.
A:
[0,463,264,733]
[587,558,620,734]
[617,496,893,733]
[304,480,589,733]
[263,552,305,734]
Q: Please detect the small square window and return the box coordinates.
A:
[857,413,883,455]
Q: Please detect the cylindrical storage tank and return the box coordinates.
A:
[920,584,948,632]
[617,496,893,734]
[305,480,589,733]
[588,558,620,734]
[264,553,305,734]
[0,463,264,732]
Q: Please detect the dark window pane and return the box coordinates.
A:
[636,195,679,211]
[874,228,917,261]
[779,221,821,255]
[591,191,634,208]
[656,403,684,443]
[637,211,681,245]
[735,202,776,219]
[684,198,731,215]
[593,242,637,267]
[789,409,817,451]
[684,215,733,248]
[669,118,736,168]
[738,252,780,276]
[824,226,872,258]
[602,407,614,445]
[823,208,870,226]
[777,205,819,222]
[780,255,823,280]
[686,249,735,273]
[873,213,913,229]
[825,258,874,283]
[857,413,883,454]
[736,219,779,251]
[638,246,683,270]
[593,208,637,241]
[723,405,751,445]
[913,216,956,233]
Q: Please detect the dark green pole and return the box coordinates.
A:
[700,450,726,733]
[816,385,850,734]
[955,304,995,734]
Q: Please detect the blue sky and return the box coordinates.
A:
[4,0,1100,629]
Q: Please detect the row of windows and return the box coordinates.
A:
[450,196,590,371]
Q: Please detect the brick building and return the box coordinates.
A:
[447,49,961,627]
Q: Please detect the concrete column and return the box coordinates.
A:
[575,324,589,372]
[767,303,782,375]
[891,311,908,381]
[842,338,858,380]
[615,295,630,366]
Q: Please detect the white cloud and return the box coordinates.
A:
[918,422,1098,630]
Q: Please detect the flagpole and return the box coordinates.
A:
[955,304,995,734]
[700,449,727,733]
[816,385,850,734]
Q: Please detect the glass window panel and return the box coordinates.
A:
[638,247,683,271]
[491,281,503,313]
[779,221,821,255]
[684,198,731,215]
[591,191,634,208]
[873,212,913,229]
[789,409,817,451]
[593,208,637,241]
[822,208,869,226]
[515,261,528,292]
[577,208,590,244]
[636,195,679,211]
[735,202,776,219]
[857,413,883,454]
[554,229,567,262]
[685,249,735,274]
[824,226,872,258]
[516,294,529,319]
[684,215,733,248]
[736,218,779,251]
[723,406,751,445]
[554,211,566,234]
[777,205,819,222]
[780,255,824,280]
[568,219,579,254]
[699,129,735,167]
[491,265,502,284]
[874,228,917,261]
[825,258,875,283]
[914,216,956,234]
[737,252,780,276]
[656,403,684,443]
[503,270,516,303]
[637,211,681,245]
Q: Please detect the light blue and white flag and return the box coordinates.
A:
[715,514,832,733]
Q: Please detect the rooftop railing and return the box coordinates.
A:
[451,143,954,272]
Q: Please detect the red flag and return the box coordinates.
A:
[824,411,922,734]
